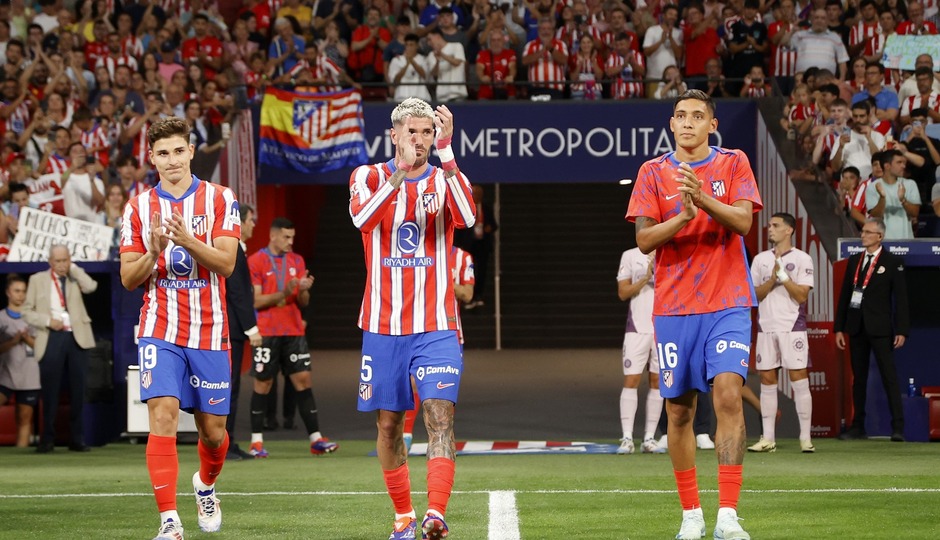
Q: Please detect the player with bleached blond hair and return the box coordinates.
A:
[348,97,476,540]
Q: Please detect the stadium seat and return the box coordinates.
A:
[922,386,940,441]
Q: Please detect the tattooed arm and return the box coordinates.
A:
[634,192,697,254]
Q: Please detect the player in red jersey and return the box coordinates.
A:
[349,98,476,540]
[120,117,240,540]
[626,89,762,540]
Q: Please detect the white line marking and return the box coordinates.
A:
[0,488,937,499]
[488,491,521,540]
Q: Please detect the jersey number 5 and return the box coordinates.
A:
[360,355,373,382]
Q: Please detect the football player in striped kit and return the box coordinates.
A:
[349,98,475,540]
[120,117,241,540]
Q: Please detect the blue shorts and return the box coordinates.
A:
[653,307,751,399]
[357,330,462,412]
[138,338,231,415]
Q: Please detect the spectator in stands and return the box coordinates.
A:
[694,57,730,97]
[522,18,568,100]
[837,166,869,229]
[23,244,99,453]
[0,274,38,448]
[831,100,887,180]
[388,33,432,102]
[349,7,391,86]
[835,217,909,442]
[269,16,306,80]
[319,20,351,69]
[606,31,645,99]
[683,3,721,83]
[727,0,768,95]
[436,7,470,54]
[115,155,148,199]
[861,9,897,73]
[790,9,849,80]
[421,0,467,30]
[897,108,940,206]
[101,183,127,233]
[825,0,850,48]
[1,182,30,239]
[897,0,938,35]
[61,142,105,223]
[568,34,603,100]
[897,54,940,106]
[740,65,772,97]
[476,29,516,100]
[383,18,412,77]
[278,0,314,31]
[812,97,850,175]
[769,0,799,96]
[428,28,468,101]
[852,62,899,125]
[848,0,881,59]
[642,4,682,97]
[899,67,940,126]
[867,149,921,239]
[782,83,819,139]
[652,65,687,99]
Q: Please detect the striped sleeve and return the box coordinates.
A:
[349,164,397,232]
[119,195,146,254]
[443,169,476,229]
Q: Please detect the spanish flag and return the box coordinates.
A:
[259,87,368,175]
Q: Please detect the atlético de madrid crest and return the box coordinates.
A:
[422,192,439,215]
[711,180,726,198]
[191,215,208,236]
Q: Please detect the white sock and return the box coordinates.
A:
[644,387,664,440]
[760,384,778,442]
[309,431,323,443]
[791,378,813,441]
[160,510,181,524]
[620,387,638,440]
[251,433,263,444]
[395,510,417,520]
[194,474,213,491]
[717,507,737,519]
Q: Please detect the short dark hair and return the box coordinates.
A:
[675,89,716,116]
[193,13,210,23]
[271,217,294,230]
[404,33,420,43]
[879,149,902,167]
[871,151,884,165]
[116,155,138,168]
[915,65,934,78]
[9,182,28,196]
[841,166,861,178]
[147,116,191,147]
[772,212,796,230]
[240,203,255,223]
[910,107,930,118]
[851,99,872,113]
[831,97,849,108]
[866,61,885,74]
[819,83,840,96]
[5,273,26,290]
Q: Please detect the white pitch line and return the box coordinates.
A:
[488,491,521,540]
[1,487,938,499]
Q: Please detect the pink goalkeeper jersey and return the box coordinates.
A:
[750,248,814,332]
[349,159,476,336]
[617,247,655,334]
[626,147,763,316]
[120,176,241,350]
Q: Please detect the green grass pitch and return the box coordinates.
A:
[1,438,937,539]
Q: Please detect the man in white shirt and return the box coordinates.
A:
[748,213,816,454]
[388,34,432,102]
[642,3,682,92]
[61,143,105,223]
[427,29,467,102]
[831,100,886,180]
[866,149,922,239]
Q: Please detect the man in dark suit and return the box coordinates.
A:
[835,218,909,441]
[225,204,263,460]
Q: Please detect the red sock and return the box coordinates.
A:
[403,392,420,434]
[718,464,743,510]
[383,463,413,515]
[426,457,456,516]
[146,434,178,512]
[674,467,701,510]
[198,432,229,486]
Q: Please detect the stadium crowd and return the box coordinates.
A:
[0,0,933,247]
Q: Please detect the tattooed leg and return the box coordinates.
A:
[423,399,456,460]
[376,409,407,470]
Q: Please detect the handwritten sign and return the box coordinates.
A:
[882,35,940,71]
[7,207,114,262]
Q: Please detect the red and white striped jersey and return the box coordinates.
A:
[768,21,798,77]
[606,50,645,99]
[849,20,881,47]
[523,38,569,92]
[45,153,70,175]
[24,174,65,215]
[2,100,30,135]
[84,41,109,72]
[96,55,139,79]
[789,102,818,124]
[126,119,151,169]
[348,160,476,336]
[81,124,110,167]
[288,55,343,92]
[555,25,584,53]
[897,20,938,35]
[120,177,241,351]
[872,119,893,136]
[121,34,145,58]
[851,177,871,216]
[900,91,940,119]
[451,246,474,344]
[743,83,771,98]
[591,27,640,53]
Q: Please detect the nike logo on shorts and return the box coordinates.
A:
[436,382,456,390]
[208,397,226,406]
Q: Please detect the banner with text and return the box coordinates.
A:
[8,207,114,262]
[838,238,940,266]
[256,100,758,184]
[882,35,940,71]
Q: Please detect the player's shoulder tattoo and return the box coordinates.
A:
[635,216,657,230]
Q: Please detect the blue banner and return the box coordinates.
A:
[838,238,940,266]
[255,100,758,185]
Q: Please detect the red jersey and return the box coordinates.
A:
[182,36,224,78]
[81,123,110,167]
[523,38,569,92]
[626,148,763,316]
[451,246,474,344]
[476,49,516,99]
[120,177,241,350]
[349,159,476,335]
[897,20,938,35]
[25,174,65,215]
[84,41,109,71]
[849,20,880,47]
[247,249,307,336]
